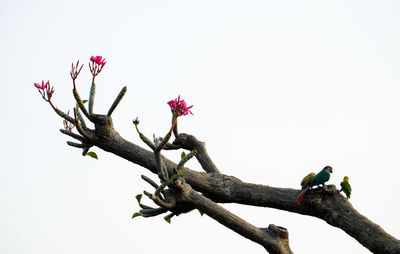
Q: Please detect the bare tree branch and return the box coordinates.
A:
[80,112,399,254]
[43,83,400,254]
[60,129,84,142]
[107,86,127,116]
[173,179,293,254]
[172,133,220,174]
[88,83,96,115]
[73,89,92,121]
[182,172,400,254]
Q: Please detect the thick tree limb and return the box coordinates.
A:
[60,112,400,253]
[182,173,400,254]
[174,180,293,254]
[138,172,293,253]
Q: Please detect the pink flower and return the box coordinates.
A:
[89,55,106,84]
[34,80,49,89]
[90,55,106,66]
[167,95,193,117]
[167,99,177,108]
[34,80,56,110]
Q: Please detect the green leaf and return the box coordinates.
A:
[169,174,184,181]
[75,100,88,109]
[165,218,171,224]
[86,151,98,159]
[132,212,142,219]
[180,151,186,159]
[198,210,204,216]
[135,194,142,204]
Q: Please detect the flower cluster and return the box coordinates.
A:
[90,56,106,66]
[167,95,193,117]
[89,55,106,84]
[34,80,49,90]
[34,80,55,109]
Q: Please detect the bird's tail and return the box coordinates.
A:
[296,187,309,204]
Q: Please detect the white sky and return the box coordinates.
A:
[1,0,400,253]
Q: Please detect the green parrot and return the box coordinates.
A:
[300,172,316,190]
[296,172,316,204]
[340,176,352,199]
[296,166,333,204]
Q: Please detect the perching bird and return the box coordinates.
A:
[296,166,333,204]
[340,176,352,199]
[296,172,316,204]
[300,172,316,190]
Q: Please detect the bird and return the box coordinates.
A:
[300,172,316,190]
[296,172,316,204]
[340,176,352,199]
[296,166,333,204]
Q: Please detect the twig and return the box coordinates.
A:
[88,83,96,115]
[59,129,84,141]
[175,149,197,173]
[73,89,91,120]
[67,141,89,149]
[76,109,87,130]
[140,207,168,217]
[73,108,93,141]
[107,86,127,116]
[55,108,75,123]
[141,175,159,189]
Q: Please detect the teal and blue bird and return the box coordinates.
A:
[296,166,333,204]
